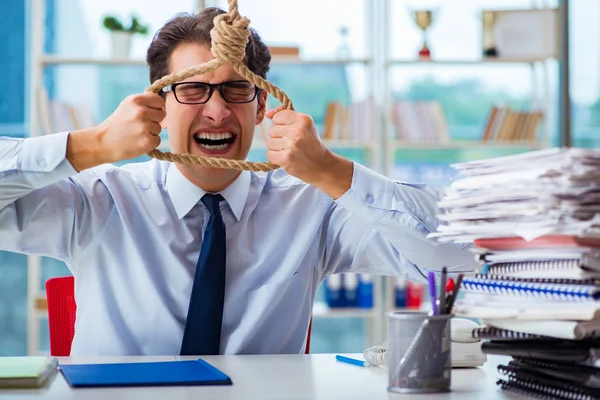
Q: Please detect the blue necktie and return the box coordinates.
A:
[180,194,226,355]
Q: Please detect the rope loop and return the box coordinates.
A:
[144,0,292,171]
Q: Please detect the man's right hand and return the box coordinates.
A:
[67,93,166,172]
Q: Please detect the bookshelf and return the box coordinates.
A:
[382,0,557,183]
[383,55,554,177]
[380,0,559,324]
[25,0,561,356]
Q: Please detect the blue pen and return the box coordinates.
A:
[335,355,369,367]
[428,271,438,315]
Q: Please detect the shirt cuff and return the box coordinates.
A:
[21,132,78,188]
[334,162,395,224]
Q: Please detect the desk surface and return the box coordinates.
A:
[0,354,517,399]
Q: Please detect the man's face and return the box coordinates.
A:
[162,42,267,189]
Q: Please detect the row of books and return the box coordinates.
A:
[322,274,427,310]
[432,148,600,399]
[37,88,96,136]
[393,278,425,309]
[481,105,543,142]
[254,98,375,143]
[38,88,541,148]
[321,98,374,141]
[390,100,542,144]
[324,274,373,308]
[391,100,450,143]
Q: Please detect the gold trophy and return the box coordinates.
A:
[482,10,498,57]
[413,10,434,60]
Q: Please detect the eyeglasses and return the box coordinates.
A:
[162,80,259,105]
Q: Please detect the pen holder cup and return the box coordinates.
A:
[387,311,452,394]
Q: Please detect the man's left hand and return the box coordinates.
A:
[264,107,353,200]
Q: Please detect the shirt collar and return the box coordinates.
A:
[166,163,250,221]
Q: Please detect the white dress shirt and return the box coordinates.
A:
[0,133,476,355]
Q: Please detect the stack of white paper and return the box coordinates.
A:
[431,147,600,244]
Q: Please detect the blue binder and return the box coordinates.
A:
[59,359,232,388]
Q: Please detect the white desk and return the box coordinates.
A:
[0,354,517,399]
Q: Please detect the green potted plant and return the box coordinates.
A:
[102,15,149,58]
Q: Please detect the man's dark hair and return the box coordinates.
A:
[146,7,271,86]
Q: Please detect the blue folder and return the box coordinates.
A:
[59,359,232,388]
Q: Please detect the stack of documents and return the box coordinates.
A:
[432,147,600,399]
[432,147,600,244]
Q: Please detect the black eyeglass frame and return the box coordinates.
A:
[161,80,260,105]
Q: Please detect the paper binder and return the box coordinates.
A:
[59,359,232,388]
[461,277,600,301]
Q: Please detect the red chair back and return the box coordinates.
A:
[45,276,313,355]
[305,319,312,354]
[45,276,77,356]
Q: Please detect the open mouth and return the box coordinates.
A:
[193,132,236,152]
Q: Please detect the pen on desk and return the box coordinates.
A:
[428,271,438,315]
[439,267,447,315]
[335,355,369,367]
[445,273,463,314]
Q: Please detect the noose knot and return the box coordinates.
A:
[145,0,290,171]
[210,12,251,64]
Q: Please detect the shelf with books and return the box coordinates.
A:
[380,4,559,321]
[392,140,545,150]
[384,79,552,180]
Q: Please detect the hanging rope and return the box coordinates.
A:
[144,0,293,172]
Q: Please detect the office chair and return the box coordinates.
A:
[45,276,313,356]
[45,276,77,357]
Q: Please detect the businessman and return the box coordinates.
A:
[0,8,476,356]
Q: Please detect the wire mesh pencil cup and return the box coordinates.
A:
[387,311,452,394]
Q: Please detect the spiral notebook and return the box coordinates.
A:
[481,319,600,340]
[472,327,553,341]
[454,298,600,321]
[510,358,600,388]
[474,273,600,285]
[461,276,600,301]
[482,340,600,363]
[481,258,600,279]
[497,364,600,400]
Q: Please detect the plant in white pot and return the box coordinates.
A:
[103,15,149,58]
